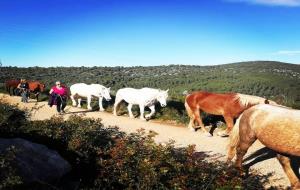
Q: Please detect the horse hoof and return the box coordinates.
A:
[99,109,104,112]
[217,131,229,137]
[205,132,212,137]
[188,127,196,132]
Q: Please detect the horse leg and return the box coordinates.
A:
[235,135,256,168]
[187,115,196,132]
[139,104,146,121]
[70,94,77,106]
[98,97,104,111]
[8,87,12,96]
[127,104,134,118]
[77,98,82,108]
[6,86,10,95]
[185,102,196,131]
[218,115,234,137]
[277,154,300,189]
[145,105,155,119]
[36,93,39,102]
[12,87,15,96]
[113,97,122,116]
[87,96,92,110]
[194,109,211,136]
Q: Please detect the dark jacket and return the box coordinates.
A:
[48,93,67,107]
[48,93,58,107]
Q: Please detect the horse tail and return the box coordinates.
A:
[226,114,242,162]
[184,95,193,117]
[113,90,122,115]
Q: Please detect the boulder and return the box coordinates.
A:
[0,138,71,184]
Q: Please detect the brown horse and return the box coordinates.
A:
[5,79,20,95]
[227,104,300,189]
[185,91,277,136]
[5,79,45,101]
[28,81,46,101]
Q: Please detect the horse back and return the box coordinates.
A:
[28,81,45,92]
[5,79,20,88]
[185,91,241,115]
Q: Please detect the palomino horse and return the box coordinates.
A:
[185,91,277,137]
[5,80,45,101]
[227,104,300,189]
[113,88,168,120]
[70,83,111,111]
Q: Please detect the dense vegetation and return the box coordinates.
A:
[0,101,277,189]
[1,61,300,124]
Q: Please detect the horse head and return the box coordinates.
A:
[157,89,169,107]
[101,87,112,101]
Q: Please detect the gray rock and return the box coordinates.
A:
[0,138,71,184]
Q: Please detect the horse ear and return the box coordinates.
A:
[166,89,169,93]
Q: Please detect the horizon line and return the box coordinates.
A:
[0,60,298,68]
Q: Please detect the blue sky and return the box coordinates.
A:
[0,0,300,67]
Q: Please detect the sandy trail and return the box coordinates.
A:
[0,94,292,188]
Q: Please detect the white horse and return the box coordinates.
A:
[70,83,111,111]
[113,88,169,120]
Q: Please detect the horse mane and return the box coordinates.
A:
[234,93,266,107]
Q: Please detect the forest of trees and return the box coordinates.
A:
[1,61,300,109]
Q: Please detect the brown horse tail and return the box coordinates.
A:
[226,114,242,162]
[184,95,193,117]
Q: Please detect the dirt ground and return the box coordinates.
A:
[1,93,294,189]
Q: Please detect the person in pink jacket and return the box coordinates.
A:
[49,81,68,114]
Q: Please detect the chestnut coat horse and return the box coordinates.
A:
[28,81,46,101]
[5,80,45,101]
[185,91,277,136]
[227,104,300,189]
[5,79,20,95]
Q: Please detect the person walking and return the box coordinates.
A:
[49,81,68,114]
[17,79,29,103]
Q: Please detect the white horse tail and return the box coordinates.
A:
[184,95,193,117]
[226,114,242,162]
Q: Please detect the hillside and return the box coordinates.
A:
[1,61,300,108]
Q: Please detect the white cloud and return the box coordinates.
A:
[226,0,300,6]
[276,50,300,55]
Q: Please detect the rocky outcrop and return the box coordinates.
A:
[0,138,71,184]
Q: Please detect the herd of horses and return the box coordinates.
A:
[4,79,300,189]
[5,79,45,101]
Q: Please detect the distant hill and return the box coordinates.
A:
[1,61,300,108]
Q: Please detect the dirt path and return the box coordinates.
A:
[1,94,291,188]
